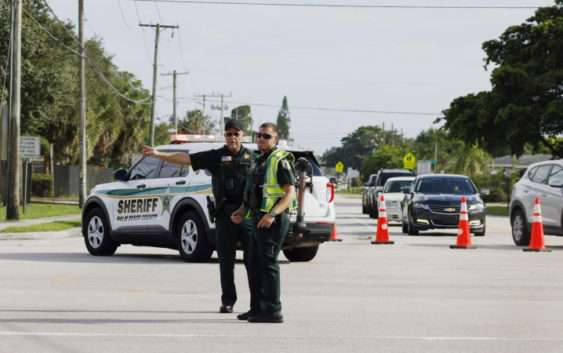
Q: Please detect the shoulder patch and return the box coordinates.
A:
[281,159,291,170]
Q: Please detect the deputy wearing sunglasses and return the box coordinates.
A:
[231,122,296,323]
[142,119,258,316]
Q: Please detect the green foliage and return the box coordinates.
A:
[231,105,253,135]
[31,173,54,197]
[361,144,404,178]
[322,125,405,171]
[154,123,171,146]
[179,109,215,134]
[0,2,151,168]
[441,1,563,157]
[276,96,290,140]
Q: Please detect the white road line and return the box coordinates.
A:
[0,331,562,342]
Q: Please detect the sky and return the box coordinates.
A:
[47,0,555,155]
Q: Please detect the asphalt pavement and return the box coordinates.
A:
[1,195,562,353]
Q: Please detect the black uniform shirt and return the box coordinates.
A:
[190,146,253,204]
[250,148,295,211]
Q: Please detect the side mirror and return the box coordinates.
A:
[402,188,410,194]
[480,188,490,196]
[114,168,129,181]
[329,177,337,184]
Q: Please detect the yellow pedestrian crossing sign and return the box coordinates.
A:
[403,152,416,170]
[335,161,345,174]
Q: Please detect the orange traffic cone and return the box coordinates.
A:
[371,194,394,245]
[523,197,551,252]
[330,224,343,242]
[450,196,476,249]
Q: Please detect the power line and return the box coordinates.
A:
[117,0,132,28]
[176,96,441,117]
[135,0,543,10]
[23,5,152,104]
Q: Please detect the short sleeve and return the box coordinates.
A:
[277,158,295,187]
[190,149,220,174]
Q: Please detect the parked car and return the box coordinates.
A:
[509,159,563,246]
[402,174,486,236]
[362,174,377,214]
[382,176,415,224]
[366,169,415,218]
[82,142,335,263]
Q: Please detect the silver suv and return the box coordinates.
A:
[510,159,563,246]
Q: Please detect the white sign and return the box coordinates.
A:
[20,136,41,160]
[417,160,433,175]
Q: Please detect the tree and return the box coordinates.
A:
[361,145,404,177]
[231,105,253,134]
[179,109,215,134]
[322,125,405,171]
[276,96,290,140]
[412,128,465,172]
[445,144,492,177]
[440,0,563,157]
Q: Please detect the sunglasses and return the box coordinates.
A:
[225,132,241,137]
[256,132,274,140]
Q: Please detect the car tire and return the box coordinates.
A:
[407,219,419,236]
[511,208,530,246]
[283,245,319,262]
[176,210,213,262]
[474,225,486,237]
[369,207,378,219]
[402,223,408,234]
[83,208,118,256]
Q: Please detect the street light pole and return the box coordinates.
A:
[78,0,87,208]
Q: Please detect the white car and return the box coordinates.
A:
[81,142,336,262]
[382,176,415,224]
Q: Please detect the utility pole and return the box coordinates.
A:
[139,23,179,145]
[6,0,22,220]
[78,0,87,208]
[194,94,207,114]
[205,92,232,131]
[161,70,189,133]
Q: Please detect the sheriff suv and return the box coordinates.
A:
[509,160,563,246]
[82,142,336,262]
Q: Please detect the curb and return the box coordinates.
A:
[0,228,81,241]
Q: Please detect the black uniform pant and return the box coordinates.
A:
[248,211,289,314]
[215,209,259,311]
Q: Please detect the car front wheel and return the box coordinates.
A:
[283,245,319,262]
[83,208,118,256]
[176,210,213,262]
[511,209,529,246]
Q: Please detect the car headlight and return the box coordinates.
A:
[469,203,484,212]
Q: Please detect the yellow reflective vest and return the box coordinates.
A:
[260,149,297,213]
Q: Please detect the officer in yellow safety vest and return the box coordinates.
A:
[231,122,296,323]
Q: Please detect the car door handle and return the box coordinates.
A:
[176,180,186,185]
[137,184,146,189]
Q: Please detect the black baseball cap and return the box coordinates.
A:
[224,118,243,131]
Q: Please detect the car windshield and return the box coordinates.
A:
[416,177,476,195]
[384,180,413,193]
[379,172,413,186]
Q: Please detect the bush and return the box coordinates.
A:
[32,173,54,197]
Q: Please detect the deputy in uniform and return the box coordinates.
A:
[142,119,258,315]
[231,122,296,323]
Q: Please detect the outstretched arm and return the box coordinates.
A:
[142,146,191,165]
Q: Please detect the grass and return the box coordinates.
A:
[0,203,81,222]
[486,205,509,217]
[0,220,81,233]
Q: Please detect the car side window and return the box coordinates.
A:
[547,166,563,186]
[129,156,160,180]
[530,165,552,184]
[158,160,188,178]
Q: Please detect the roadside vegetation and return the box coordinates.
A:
[0,220,81,233]
[0,204,80,222]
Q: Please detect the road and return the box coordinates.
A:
[1,195,563,353]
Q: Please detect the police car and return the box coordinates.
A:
[82,141,336,262]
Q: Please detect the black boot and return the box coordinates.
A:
[248,311,283,323]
